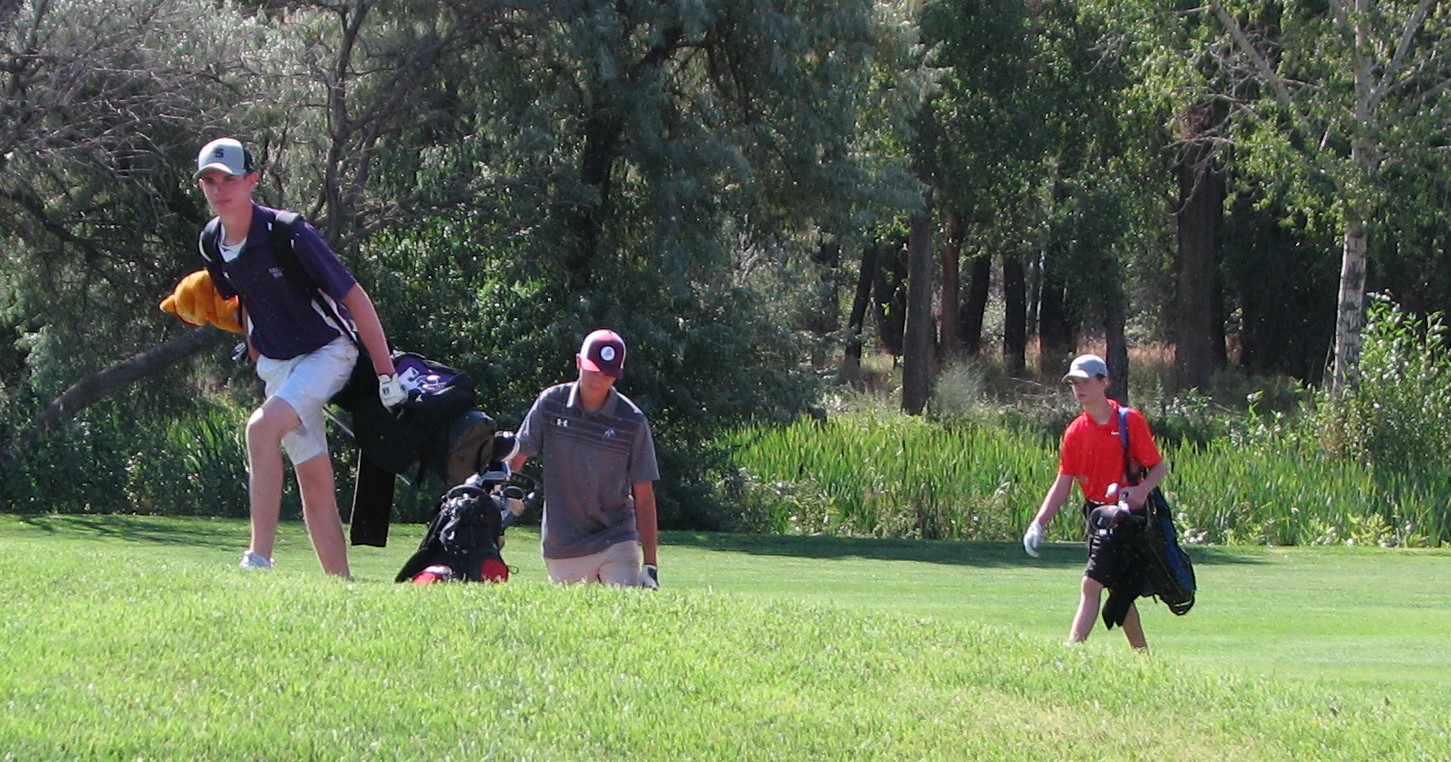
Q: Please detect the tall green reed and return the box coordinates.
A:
[725,412,1051,540]
[725,406,1448,547]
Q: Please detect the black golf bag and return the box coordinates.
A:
[333,351,499,547]
[1133,491,1196,615]
[1117,407,1197,616]
[396,432,532,585]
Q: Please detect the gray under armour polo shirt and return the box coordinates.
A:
[514,382,659,559]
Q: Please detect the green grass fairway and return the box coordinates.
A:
[664,532,1451,691]
[2,514,1448,760]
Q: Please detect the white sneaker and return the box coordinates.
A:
[239,550,274,570]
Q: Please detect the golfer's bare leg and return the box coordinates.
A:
[296,452,350,577]
[1121,602,1148,651]
[245,397,300,561]
[1069,575,1105,643]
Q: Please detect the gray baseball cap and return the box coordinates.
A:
[1063,353,1108,382]
[194,137,255,179]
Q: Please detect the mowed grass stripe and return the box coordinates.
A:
[1,515,1447,760]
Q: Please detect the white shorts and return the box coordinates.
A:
[545,540,643,586]
[255,338,357,465]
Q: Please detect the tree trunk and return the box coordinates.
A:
[1174,130,1223,391]
[562,30,683,293]
[1104,281,1130,406]
[1002,251,1027,374]
[564,110,623,291]
[21,327,230,446]
[1332,213,1369,394]
[872,237,908,356]
[1212,273,1228,367]
[939,212,963,359]
[902,201,935,415]
[959,252,991,357]
[1027,251,1042,341]
[841,242,879,384]
[808,240,842,368]
[1037,250,1074,376]
[1332,133,1376,395]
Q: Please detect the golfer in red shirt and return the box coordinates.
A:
[1023,354,1167,650]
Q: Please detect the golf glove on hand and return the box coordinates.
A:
[1022,522,1044,558]
[639,564,659,590]
[377,374,406,411]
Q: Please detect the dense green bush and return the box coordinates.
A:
[1333,294,1451,472]
[723,404,1447,547]
[355,215,823,530]
[1,397,332,519]
[1168,425,1445,547]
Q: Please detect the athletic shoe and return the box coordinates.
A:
[239,550,274,570]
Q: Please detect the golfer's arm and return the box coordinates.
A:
[633,481,658,566]
[1032,474,1075,528]
[340,284,396,377]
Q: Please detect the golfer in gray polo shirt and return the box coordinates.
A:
[509,329,661,588]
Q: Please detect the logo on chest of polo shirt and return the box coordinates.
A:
[268,266,286,281]
[602,427,618,440]
[553,417,570,428]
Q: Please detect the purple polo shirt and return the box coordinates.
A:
[201,204,358,360]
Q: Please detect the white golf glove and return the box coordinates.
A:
[639,564,659,590]
[377,374,406,411]
[1022,522,1044,558]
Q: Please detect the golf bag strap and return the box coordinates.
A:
[202,211,362,349]
[1118,406,1134,486]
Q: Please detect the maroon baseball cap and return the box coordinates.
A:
[579,329,626,378]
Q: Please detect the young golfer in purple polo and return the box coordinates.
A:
[194,137,404,576]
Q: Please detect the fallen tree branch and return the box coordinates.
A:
[20,326,229,447]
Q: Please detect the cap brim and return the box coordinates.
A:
[194,162,244,180]
[1062,371,1091,382]
[580,357,623,379]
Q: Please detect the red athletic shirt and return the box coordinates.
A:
[1058,400,1163,504]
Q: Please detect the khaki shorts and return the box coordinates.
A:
[255,338,357,464]
[545,540,644,586]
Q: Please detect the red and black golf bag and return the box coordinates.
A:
[394,432,529,585]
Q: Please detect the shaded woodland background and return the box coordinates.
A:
[3,0,1450,526]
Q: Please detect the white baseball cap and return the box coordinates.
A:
[194,137,255,179]
[1062,354,1109,382]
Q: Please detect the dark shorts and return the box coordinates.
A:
[1082,503,1141,590]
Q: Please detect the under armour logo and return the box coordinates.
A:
[602,428,618,439]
